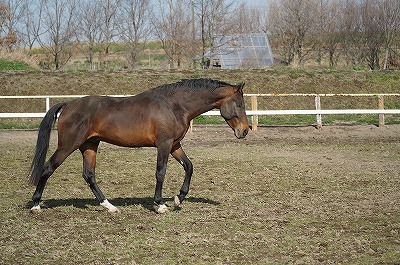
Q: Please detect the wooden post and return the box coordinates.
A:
[378,95,385,127]
[315,95,322,129]
[251,95,258,131]
[189,119,193,133]
[46,97,50,112]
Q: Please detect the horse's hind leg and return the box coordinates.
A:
[80,140,119,213]
[31,149,71,213]
[171,144,193,207]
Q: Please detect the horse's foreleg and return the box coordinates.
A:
[80,141,119,213]
[154,143,171,214]
[171,144,193,207]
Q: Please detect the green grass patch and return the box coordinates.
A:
[147,40,163,50]
[0,59,36,70]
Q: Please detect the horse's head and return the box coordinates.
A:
[219,82,250,139]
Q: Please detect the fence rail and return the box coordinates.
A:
[1,94,399,130]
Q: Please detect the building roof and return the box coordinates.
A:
[205,34,274,69]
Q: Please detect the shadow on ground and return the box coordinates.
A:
[26,197,220,212]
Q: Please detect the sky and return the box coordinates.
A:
[246,0,268,8]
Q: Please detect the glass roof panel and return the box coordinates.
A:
[208,34,273,69]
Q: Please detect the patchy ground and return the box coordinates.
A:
[0,125,399,264]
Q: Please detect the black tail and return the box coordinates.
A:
[28,103,67,186]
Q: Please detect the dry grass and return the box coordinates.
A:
[0,48,39,69]
[1,68,400,97]
[0,125,399,264]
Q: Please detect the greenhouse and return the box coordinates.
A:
[205,34,274,69]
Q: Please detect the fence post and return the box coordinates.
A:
[251,95,258,131]
[378,95,385,127]
[189,120,193,133]
[315,95,322,129]
[46,97,50,112]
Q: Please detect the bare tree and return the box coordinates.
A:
[78,0,103,69]
[38,0,78,70]
[267,0,293,65]
[18,0,43,50]
[99,0,121,67]
[338,0,400,70]
[325,0,345,67]
[232,3,264,34]
[120,0,152,68]
[337,0,363,67]
[360,0,385,70]
[314,0,343,67]
[267,0,400,69]
[380,0,400,69]
[192,0,237,67]
[268,0,318,66]
[153,0,191,69]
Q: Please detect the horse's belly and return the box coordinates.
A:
[93,120,156,147]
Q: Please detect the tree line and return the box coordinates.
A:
[1,0,264,70]
[0,0,399,70]
[267,0,400,70]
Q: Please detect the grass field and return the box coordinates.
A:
[0,125,399,264]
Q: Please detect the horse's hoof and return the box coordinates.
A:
[100,199,119,213]
[108,207,120,214]
[174,195,181,206]
[156,204,169,214]
[30,205,41,214]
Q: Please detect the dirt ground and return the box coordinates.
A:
[190,123,400,144]
[1,123,399,148]
[1,124,399,184]
[1,125,399,264]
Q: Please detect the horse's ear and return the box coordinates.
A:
[237,82,245,93]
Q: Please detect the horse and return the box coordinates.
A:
[28,78,250,214]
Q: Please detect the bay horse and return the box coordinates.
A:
[29,78,249,214]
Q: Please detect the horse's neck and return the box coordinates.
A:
[177,91,226,120]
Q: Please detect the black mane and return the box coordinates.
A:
[152,78,232,96]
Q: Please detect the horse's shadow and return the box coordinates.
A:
[26,197,220,212]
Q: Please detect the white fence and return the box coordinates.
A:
[0,94,399,129]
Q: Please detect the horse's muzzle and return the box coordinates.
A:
[235,127,249,139]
